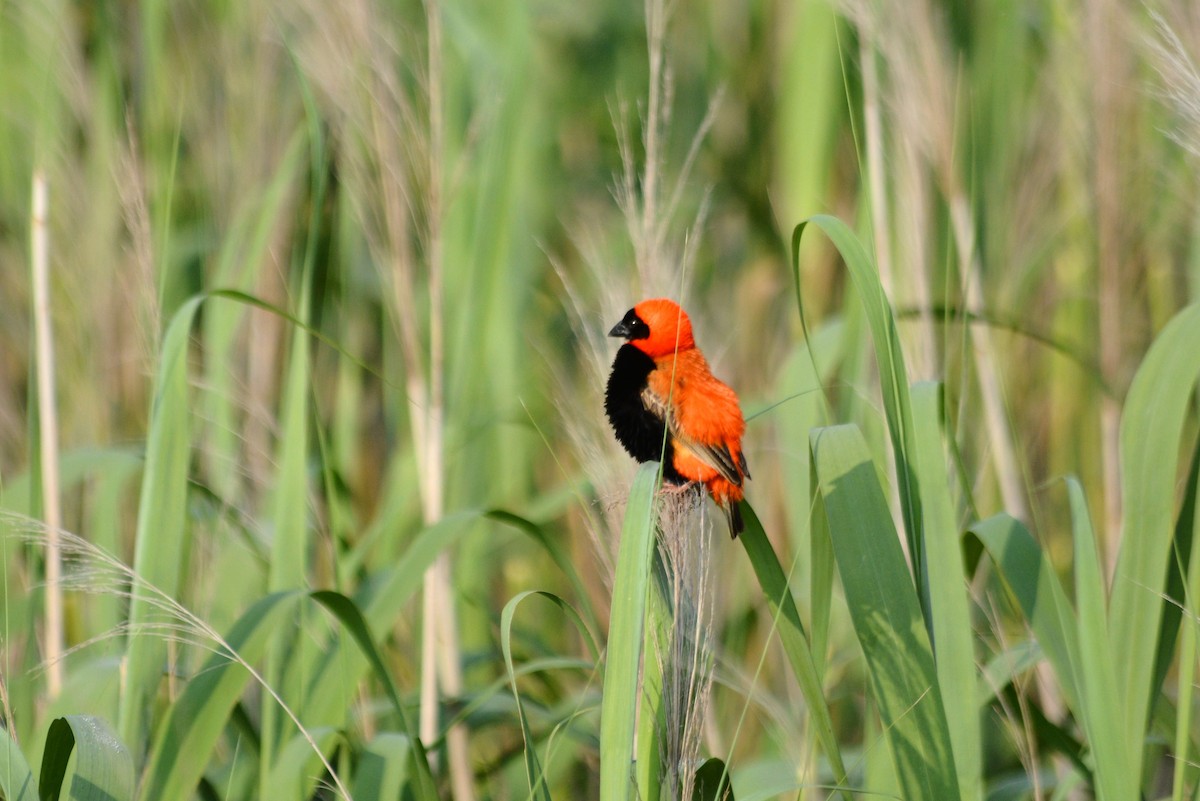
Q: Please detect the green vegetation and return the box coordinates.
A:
[2,0,1199,798]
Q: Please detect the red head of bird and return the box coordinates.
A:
[607,298,695,359]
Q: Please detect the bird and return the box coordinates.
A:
[604,298,750,537]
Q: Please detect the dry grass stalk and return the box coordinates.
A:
[31,170,64,700]
[654,489,718,801]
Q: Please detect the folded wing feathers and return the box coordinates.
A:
[640,384,745,487]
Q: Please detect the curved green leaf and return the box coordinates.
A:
[502,590,592,801]
[119,294,204,750]
[793,217,922,575]
[38,716,132,801]
[811,424,958,799]
[1110,302,1200,750]
[1066,477,1133,800]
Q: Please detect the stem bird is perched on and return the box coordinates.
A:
[604,298,751,537]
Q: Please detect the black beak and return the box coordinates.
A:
[608,320,633,338]
[609,308,648,341]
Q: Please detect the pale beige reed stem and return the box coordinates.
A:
[417,2,474,799]
[31,169,64,699]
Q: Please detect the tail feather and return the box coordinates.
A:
[724,501,744,539]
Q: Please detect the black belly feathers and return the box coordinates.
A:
[604,344,685,484]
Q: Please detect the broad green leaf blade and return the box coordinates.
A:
[38,716,132,801]
[352,733,411,801]
[119,295,204,750]
[599,462,659,801]
[738,504,849,795]
[0,726,35,801]
[1110,303,1200,746]
[967,515,1082,714]
[811,424,959,800]
[1066,477,1133,800]
[141,591,306,801]
[793,217,922,571]
[911,382,980,801]
[261,235,315,796]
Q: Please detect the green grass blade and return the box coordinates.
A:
[811,424,959,799]
[38,716,133,801]
[1152,439,1200,724]
[809,467,834,674]
[1173,444,1200,801]
[262,97,324,791]
[485,510,600,635]
[0,726,35,801]
[967,515,1082,715]
[738,503,849,795]
[1066,476,1133,800]
[263,727,341,801]
[352,733,411,801]
[502,590,592,801]
[308,590,437,798]
[911,382,979,801]
[141,591,305,801]
[635,549,669,801]
[298,509,547,735]
[118,294,204,751]
[1109,303,1200,746]
[793,217,922,571]
[267,273,313,592]
[599,462,659,801]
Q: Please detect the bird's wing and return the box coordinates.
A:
[640,380,745,487]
